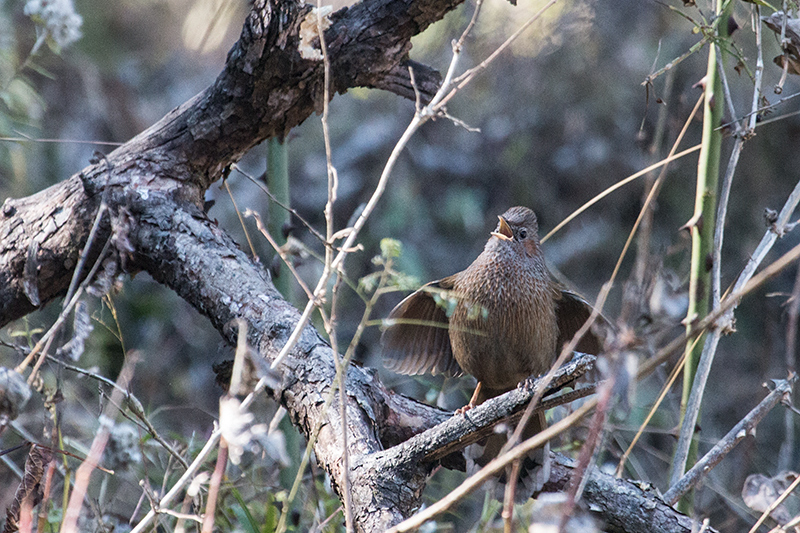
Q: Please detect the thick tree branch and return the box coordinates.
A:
[0,0,451,326]
[2,183,716,531]
[127,191,427,529]
[0,0,719,530]
[391,354,596,466]
[126,190,713,532]
[547,455,719,533]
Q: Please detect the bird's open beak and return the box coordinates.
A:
[491,216,513,241]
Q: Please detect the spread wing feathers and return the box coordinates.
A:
[554,288,604,355]
[381,278,464,377]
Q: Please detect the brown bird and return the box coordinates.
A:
[381,206,601,498]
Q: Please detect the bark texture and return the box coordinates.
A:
[547,455,718,533]
[0,0,716,531]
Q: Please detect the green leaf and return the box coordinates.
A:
[740,0,776,10]
[358,271,381,293]
[230,486,260,533]
[380,238,402,260]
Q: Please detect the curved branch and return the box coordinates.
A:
[0,0,719,530]
[0,0,452,327]
[127,191,712,532]
[547,455,719,533]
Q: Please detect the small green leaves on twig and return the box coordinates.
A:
[360,239,419,294]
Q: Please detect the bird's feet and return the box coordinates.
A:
[455,382,483,415]
[455,402,476,415]
[520,375,539,394]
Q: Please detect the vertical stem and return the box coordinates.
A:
[201,439,228,533]
[779,264,800,471]
[682,40,720,420]
[267,138,293,300]
[673,0,729,512]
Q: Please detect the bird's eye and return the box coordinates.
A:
[519,229,528,239]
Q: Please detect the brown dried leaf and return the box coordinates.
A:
[763,12,800,58]
[773,54,800,76]
[3,445,53,533]
[773,470,799,492]
[742,473,793,525]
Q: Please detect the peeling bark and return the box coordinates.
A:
[547,455,717,533]
[0,0,448,327]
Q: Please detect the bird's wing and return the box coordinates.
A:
[554,287,605,355]
[381,277,464,377]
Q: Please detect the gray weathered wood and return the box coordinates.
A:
[0,0,719,530]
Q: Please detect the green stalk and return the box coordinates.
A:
[676,0,730,513]
[267,138,293,301]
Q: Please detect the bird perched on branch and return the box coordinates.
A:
[381,206,602,500]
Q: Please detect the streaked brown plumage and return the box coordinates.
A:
[381,206,601,498]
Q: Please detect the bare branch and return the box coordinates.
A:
[0,0,461,327]
[664,379,794,506]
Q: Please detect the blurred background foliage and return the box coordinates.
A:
[2,0,800,530]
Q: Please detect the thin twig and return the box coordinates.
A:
[0,134,121,146]
[638,233,800,384]
[559,373,612,529]
[277,240,400,531]
[129,428,221,533]
[541,145,702,243]
[40,352,189,470]
[232,163,327,244]
[17,202,112,374]
[733,190,800,298]
[247,210,314,299]
[438,0,557,109]
[63,201,108,310]
[310,506,343,533]
[200,439,227,533]
[669,22,766,487]
[315,5,354,528]
[18,237,113,383]
[223,179,258,258]
[60,351,139,532]
[387,399,597,533]
[631,64,673,290]
[750,107,800,127]
[643,36,711,87]
[779,265,800,470]
[615,336,700,477]
[775,1,790,94]
[278,399,334,532]
[715,44,742,138]
[266,115,417,374]
[663,378,794,506]
[718,90,800,132]
[264,0,551,379]
[609,94,703,288]
[532,94,700,492]
[454,0,483,52]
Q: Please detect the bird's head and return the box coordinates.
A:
[489,206,541,258]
